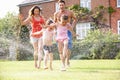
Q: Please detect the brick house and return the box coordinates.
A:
[18,0,120,40]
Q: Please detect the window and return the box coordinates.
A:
[55,3,59,12]
[80,0,91,10]
[118,20,120,35]
[76,23,91,40]
[117,0,120,7]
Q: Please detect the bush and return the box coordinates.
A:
[76,30,120,59]
[115,52,120,59]
[16,46,33,61]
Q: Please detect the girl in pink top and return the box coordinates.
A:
[56,23,69,42]
[52,15,76,71]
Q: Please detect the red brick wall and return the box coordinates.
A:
[110,0,120,33]
[19,0,120,34]
[40,1,55,19]
[91,0,109,8]
[19,0,80,20]
[19,2,55,20]
[20,5,34,19]
[65,0,80,6]
[91,0,110,26]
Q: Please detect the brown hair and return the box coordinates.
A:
[58,0,65,4]
[29,5,42,16]
[46,19,54,25]
[61,15,68,20]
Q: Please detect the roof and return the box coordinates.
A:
[18,0,55,7]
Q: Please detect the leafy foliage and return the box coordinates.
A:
[68,5,115,29]
[0,12,31,60]
[79,30,120,59]
[0,12,21,39]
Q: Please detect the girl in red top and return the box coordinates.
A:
[20,6,45,69]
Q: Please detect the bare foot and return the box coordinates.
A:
[50,66,53,70]
[44,67,48,70]
[37,61,41,69]
[60,66,66,71]
[35,62,37,68]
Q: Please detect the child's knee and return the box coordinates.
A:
[59,51,62,54]
[34,50,38,56]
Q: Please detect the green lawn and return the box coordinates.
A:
[0,60,120,80]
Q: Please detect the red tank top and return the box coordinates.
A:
[31,16,45,38]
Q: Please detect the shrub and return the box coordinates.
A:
[78,30,119,59]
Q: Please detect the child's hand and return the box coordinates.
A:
[30,33,35,37]
[73,34,79,37]
[76,34,79,37]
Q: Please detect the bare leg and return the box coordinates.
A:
[66,49,71,67]
[32,42,38,68]
[58,41,66,71]
[37,38,43,69]
[63,39,68,58]
[49,53,53,70]
[43,50,49,69]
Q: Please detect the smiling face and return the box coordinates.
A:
[33,8,41,15]
[59,2,65,10]
[30,6,41,16]
[61,19,68,26]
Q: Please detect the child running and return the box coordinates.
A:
[52,15,76,71]
[31,19,54,70]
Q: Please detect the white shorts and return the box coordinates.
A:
[30,37,42,43]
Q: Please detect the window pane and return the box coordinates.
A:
[76,23,91,40]
[87,1,91,10]
[80,0,91,10]
[118,20,120,34]
[117,0,120,7]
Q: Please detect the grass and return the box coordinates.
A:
[0,60,120,80]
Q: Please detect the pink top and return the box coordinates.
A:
[56,23,70,41]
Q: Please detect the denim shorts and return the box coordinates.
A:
[43,45,53,53]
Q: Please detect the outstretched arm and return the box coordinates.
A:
[19,14,31,26]
[67,24,77,37]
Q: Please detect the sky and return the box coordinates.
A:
[0,0,24,18]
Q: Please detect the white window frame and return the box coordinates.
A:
[55,3,59,12]
[80,0,91,10]
[117,20,120,35]
[76,22,91,40]
[117,0,120,8]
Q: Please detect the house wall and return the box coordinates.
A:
[19,1,55,19]
[19,0,120,34]
[40,1,55,19]
[91,0,110,27]
[110,0,120,33]
[65,0,80,6]
[19,5,33,19]
[19,0,80,20]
